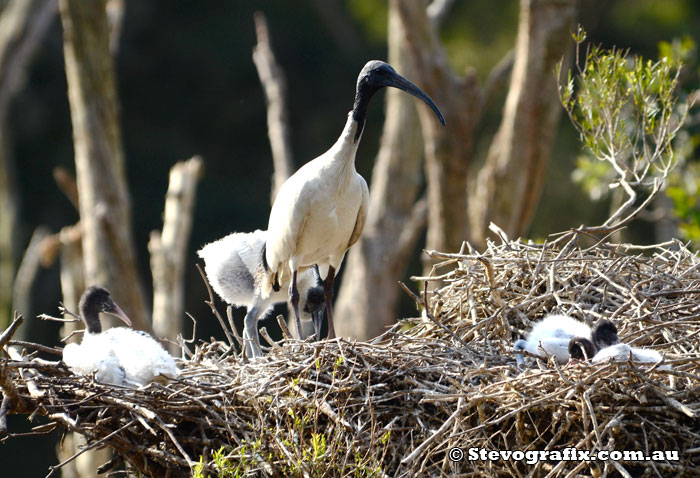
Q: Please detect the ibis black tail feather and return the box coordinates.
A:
[261,242,280,292]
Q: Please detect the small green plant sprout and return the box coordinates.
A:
[192,442,263,478]
[309,432,327,462]
[381,429,391,445]
[557,26,697,236]
[193,456,206,478]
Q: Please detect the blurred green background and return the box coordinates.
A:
[3,0,700,473]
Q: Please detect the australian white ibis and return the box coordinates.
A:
[198,229,325,358]
[261,60,445,339]
[568,319,667,367]
[514,314,594,366]
[62,286,179,386]
[568,319,620,361]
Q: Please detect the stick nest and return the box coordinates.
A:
[2,235,700,477]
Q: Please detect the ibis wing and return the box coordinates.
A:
[265,174,311,273]
[346,175,369,249]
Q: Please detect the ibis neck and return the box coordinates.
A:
[324,114,362,185]
[80,308,102,334]
[352,83,380,142]
[332,114,362,161]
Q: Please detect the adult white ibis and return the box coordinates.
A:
[261,60,445,339]
[62,286,179,386]
[514,314,593,366]
[198,230,325,358]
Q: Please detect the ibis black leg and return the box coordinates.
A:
[289,270,304,339]
[324,266,336,339]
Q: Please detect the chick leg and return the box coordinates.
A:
[243,304,263,358]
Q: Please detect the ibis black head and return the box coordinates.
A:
[352,60,445,141]
[78,286,133,334]
[592,319,618,350]
[568,337,596,361]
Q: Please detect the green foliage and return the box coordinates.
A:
[345,0,388,44]
[193,442,263,478]
[658,36,697,65]
[668,159,700,245]
[559,30,685,184]
[559,27,697,233]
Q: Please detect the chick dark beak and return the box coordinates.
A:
[105,303,132,327]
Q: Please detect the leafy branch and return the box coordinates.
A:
[557,27,697,236]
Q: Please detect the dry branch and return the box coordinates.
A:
[150,156,204,350]
[471,0,576,244]
[252,11,294,204]
[60,0,150,331]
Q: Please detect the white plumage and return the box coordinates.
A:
[592,343,665,366]
[62,286,179,386]
[261,60,445,340]
[198,230,325,358]
[514,314,593,365]
[63,342,125,386]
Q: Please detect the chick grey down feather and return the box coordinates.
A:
[198,230,325,358]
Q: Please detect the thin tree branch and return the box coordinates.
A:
[252,11,293,204]
[149,156,203,351]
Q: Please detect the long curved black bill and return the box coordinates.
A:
[388,74,446,126]
[311,308,325,340]
[105,303,133,327]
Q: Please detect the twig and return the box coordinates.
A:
[401,397,463,463]
[38,312,79,324]
[45,419,137,478]
[226,306,245,350]
[276,314,291,340]
[7,341,62,356]
[197,264,235,348]
[252,10,293,203]
[0,314,24,349]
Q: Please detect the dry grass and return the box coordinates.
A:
[1,233,700,477]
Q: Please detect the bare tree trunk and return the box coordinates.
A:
[149,157,203,353]
[0,0,58,328]
[396,0,481,268]
[0,122,15,329]
[58,225,84,341]
[11,227,50,340]
[252,12,293,203]
[60,0,149,331]
[334,0,427,340]
[470,0,576,245]
[54,224,112,478]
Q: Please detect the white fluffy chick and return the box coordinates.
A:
[62,286,179,386]
[514,314,592,366]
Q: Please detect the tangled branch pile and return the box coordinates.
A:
[2,233,700,477]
